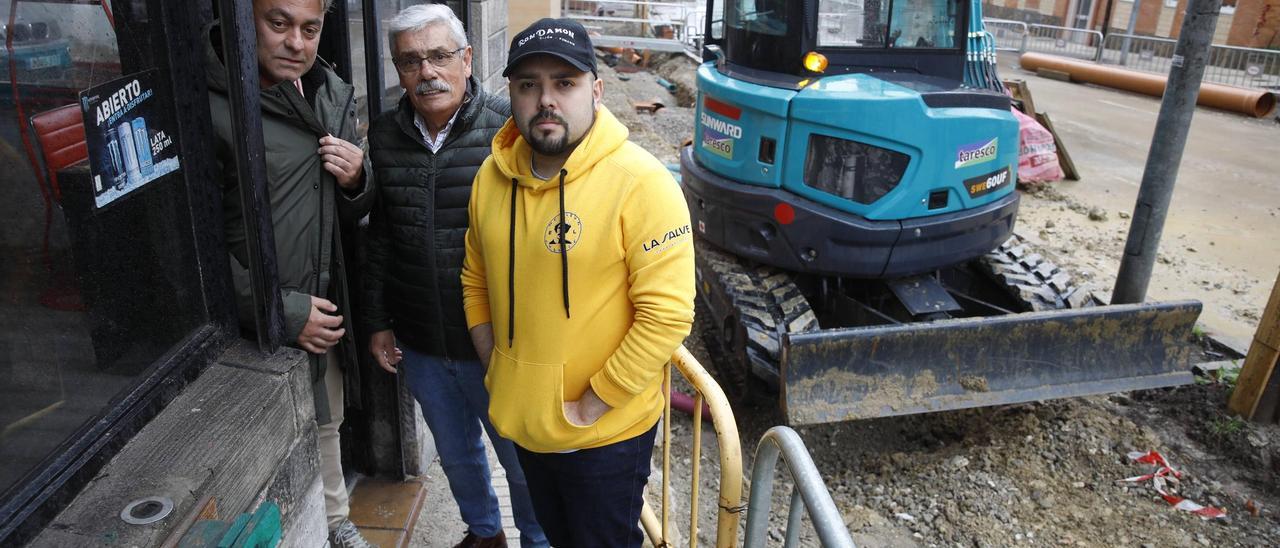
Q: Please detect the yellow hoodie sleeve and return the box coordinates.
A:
[461,171,490,329]
[589,171,696,409]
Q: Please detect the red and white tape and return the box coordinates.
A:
[1118,451,1227,520]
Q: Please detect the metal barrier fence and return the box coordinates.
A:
[640,346,856,547]
[984,18,1027,53]
[984,18,1280,92]
[562,0,699,53]
[1100,33,1280,90]
[640,346,743,548]
[742,427,855,548]
[1023,23,1103,61]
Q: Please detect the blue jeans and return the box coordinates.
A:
[515,423,659,548]
[401,346,547,546]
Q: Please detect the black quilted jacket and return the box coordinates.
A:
[363,79,510,359]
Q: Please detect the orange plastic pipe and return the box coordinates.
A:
[1020,52,1277,118]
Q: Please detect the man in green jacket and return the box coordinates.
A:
[205,1,374,546]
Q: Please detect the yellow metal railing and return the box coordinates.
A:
[641,345,743,548]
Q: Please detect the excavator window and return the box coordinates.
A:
[726,0,788,36]
[720,0,803,73]
[817,0,960,49]
[888,0,959,48]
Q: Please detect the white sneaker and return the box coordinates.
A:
[328,519,377,548]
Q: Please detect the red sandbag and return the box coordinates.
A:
[1013,107,1064,183]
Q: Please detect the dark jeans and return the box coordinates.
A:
[400,347,546,545]
[515,422,659,548]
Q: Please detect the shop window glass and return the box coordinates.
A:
[0,2,207,500]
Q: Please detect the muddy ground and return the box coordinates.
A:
[598,53,1280,547]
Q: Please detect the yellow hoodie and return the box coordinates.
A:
[461,106,695,453]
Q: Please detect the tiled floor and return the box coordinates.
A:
[346,436,521,547]
[348,478,427,548]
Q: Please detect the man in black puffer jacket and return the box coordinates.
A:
[363,5,544,548]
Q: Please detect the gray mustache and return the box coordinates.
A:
[415,80,451,95]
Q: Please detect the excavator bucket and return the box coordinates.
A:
[781,301,1202,425]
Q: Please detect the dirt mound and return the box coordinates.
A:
[667,334,1280,547]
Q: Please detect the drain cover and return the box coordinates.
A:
[120,496,174,525]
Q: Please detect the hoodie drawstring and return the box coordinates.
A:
[508,178,517,349]
[507,171,573,350]
[558,169,570,319]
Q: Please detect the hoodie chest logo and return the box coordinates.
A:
[544,212,583,253]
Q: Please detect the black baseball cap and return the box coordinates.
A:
[503,18,597,78]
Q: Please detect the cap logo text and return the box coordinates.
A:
[518,27,576,47]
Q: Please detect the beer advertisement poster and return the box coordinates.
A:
[79,69,181,208]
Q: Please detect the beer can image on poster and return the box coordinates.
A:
[116,121,141,188]
[131,117,154,177]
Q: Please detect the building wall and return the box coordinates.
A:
[1228,0,1280,47]
[468,0,511,92]
[1155,0,1180,36]
[1056,0,1074,23]
[1217,11,1240,42]
[1134,0,1164,34]
[508,0,560,44]
[1166,0,1187,37]
[1112,1,1136,31]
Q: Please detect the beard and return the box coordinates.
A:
[525,108,595,156]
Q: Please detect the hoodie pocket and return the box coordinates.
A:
[485,347,600,451]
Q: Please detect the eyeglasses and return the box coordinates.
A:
[393,47,466,74]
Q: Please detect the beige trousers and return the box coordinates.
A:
[319,352,349,530]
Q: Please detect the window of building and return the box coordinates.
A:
[342,0,430,123]
[0,1,234,541]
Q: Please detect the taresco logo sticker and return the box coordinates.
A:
[955,138,998,169]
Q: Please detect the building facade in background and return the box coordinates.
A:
[984,0,1280,48]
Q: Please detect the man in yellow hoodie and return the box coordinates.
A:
[460,18,695,547]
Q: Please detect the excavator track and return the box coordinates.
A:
[976,234,1096,311]
[695,240,818,401]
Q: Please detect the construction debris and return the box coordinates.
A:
[633,100,665,115]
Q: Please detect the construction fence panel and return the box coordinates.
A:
[1099,33,1280,91]
[1024,24,1103,62]
[983,18,1028,53]
[562,1,701,53]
